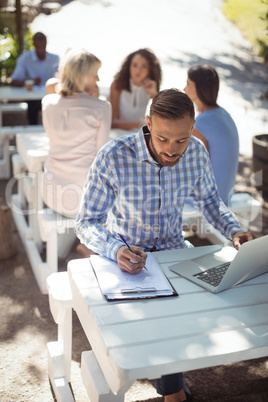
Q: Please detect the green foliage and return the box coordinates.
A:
[0,27,34,86]
[222,0,268,61]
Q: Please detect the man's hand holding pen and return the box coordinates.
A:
[116,245,148,274]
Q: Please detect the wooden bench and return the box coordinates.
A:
[38,208,76,272]
[1,102,28,126]
[47,272,123,402]
[46,272,74,401]
[11,197,76,293]
[11,154,76,293]
[0,124,45,178]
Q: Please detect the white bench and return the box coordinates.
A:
[47,272,74,401]
[47,272,123,402]
[38,208,76,272]
[11,154,76,293]
[1,102,28,126]
[183,193,262,244]
[0,124,45,178]
[11,197,76,293]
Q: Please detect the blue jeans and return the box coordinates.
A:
[156,372,183,395]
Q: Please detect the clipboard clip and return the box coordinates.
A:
[121,287,156,294]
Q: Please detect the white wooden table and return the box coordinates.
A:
[0,86,46,177]
[15,129,129,173]
[0,86,46,126]
[14,131,49,242]
[16,131,49,173]
[47,245,268,401]
[10,132,51,292]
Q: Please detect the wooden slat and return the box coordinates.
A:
[98,304,268,349]
[89,283,268,325]
[109,325,268,374]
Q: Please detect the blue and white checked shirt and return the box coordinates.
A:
[76,126,241,261]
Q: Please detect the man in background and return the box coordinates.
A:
[10,32,59,124]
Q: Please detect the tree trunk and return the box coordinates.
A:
[15,0,23,55]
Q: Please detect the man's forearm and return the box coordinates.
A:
[203,201,242,240]
[10,79,24,87]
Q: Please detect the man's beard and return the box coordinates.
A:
[150,137,182,167]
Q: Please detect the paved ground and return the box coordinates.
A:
[1,0,268,401]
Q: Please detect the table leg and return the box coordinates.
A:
[28,171,42,250]
[47,272,74,401]
[81,351,124,402]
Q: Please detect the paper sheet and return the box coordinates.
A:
[90,252,176,300]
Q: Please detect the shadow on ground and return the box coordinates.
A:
[0,154,267,401]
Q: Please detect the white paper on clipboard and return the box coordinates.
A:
[90,252,178,301]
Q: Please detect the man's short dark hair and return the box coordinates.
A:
[149,88,195,120]
[33,32,47,42]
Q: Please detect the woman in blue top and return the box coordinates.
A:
[184,64,239,205]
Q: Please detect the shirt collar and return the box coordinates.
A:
[31,50,49,62]
[135,126,160,165]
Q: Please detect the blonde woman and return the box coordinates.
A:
[42,48,111,218]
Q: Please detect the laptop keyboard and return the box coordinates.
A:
[194,262,231,287]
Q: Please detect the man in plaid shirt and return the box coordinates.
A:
[76,88,254,401]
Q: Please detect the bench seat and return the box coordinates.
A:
[0,125,45,178]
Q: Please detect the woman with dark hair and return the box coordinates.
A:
[184,64,239,205]
[110,48,162,130]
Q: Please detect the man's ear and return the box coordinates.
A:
[145,115,151,130]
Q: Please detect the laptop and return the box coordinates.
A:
[169,235,268,293]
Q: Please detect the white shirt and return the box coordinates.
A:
[119,80,151,122]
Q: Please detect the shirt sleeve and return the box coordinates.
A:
[96,101,112,151]
[10,54,27,81]
[192,156,242,240]
[75,151,123,261]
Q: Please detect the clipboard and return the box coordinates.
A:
[89,252,178,301]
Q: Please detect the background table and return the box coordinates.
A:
[66,245,268,398]
[0,86,46,126]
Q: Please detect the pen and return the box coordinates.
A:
[118,233,148,271]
